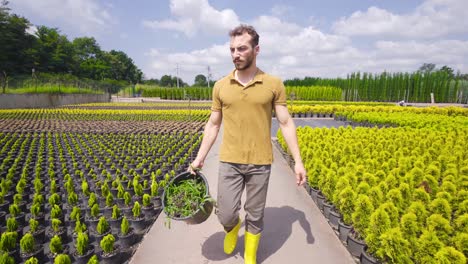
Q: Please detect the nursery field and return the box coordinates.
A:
[0,103,209,264]
[0,102,467,264]
[278,104,468,263]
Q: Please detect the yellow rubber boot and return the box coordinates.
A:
[224,218,241,254]
[244,231,261,264]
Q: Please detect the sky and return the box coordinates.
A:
[9,0,468,85]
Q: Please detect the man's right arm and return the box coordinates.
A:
[189,110,222,173]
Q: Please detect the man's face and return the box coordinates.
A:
[230,33,258,71]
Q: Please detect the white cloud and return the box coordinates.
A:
[10,0,115,34]
[143,0,468,84]
[270,4,294,17]
[142,0,240,37]
[332,0,468,38]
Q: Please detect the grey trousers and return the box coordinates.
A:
[217,161,271,235]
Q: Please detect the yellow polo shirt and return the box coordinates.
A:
[211,69,287,165]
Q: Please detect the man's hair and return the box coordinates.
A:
[229,24,259,47]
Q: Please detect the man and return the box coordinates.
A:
[189,24,306,264]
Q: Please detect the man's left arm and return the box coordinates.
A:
[275,104,307,186]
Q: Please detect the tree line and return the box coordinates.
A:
[0,1,142,92]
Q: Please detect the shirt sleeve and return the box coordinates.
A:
[211,82,222,111]
[274,80,287,106]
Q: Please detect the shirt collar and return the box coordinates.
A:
[229,68,264,86]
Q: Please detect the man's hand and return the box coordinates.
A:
[294,161,307,186]
[188,159,204,175]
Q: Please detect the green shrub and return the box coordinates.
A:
[335,186,355,225]
[20,233,35,254]
[100,234,115,254]
[124,192,132,206]
[90,203,100,218]
[0,232,18,252]
[0,253,14,264]
[51,218,62,233]
[351,194,373,237]
[379,227,412,263]
[49,235,63,254]
[70,206,81,222]
[87,255,99,264]
[414,230,443,263]
[74,220,87,234]
[452,232,468,257]
[29,218,39,233]
[48,193,61,206]
[132,201,141,218]
[54,254,71,264]
[106,193,114,207]
[24,257,39,264]
[8,203,20,217]
[121,216,130,235]
[142,194,151,207]
[51,204,62,219]
[6,217,18,232]
[430,197,452,220]
[76,232,89,255]
[426,214,453,245]
[365,207,391,258]
[434,246,466,264]
[108,205,119,221]
[96,216,109,235]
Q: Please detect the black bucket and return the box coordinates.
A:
[162,171,214,225]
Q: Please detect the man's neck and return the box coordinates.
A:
[235,66,258,86]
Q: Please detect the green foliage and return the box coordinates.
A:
[74,220,87,234]
[413,187,431,204]
[426,214,453,245]
[105,193,114,207]
[96,216,109,235]
[400,212,421,240]
[70,206,81,222]
[51,218,62,233]
[434,246,466,264]
[0,253,14,264]
[142,193,151,207]
[48,192,61,206]
[100,234,115,254]
[378,227,412,263]
[0,232,18,252]
[51,204,62,219]
[111,204,121,220]
[366,207,391,257]
[430,197,452,220]
[8,203,20,216]
[24,257,39,264]
[20,233,35,253]
[88,193,97,208]
[76,232,89,256]
[452,233,468,256]
[455,214,468,233]
[6,217,18,232]
[53,254,71,264]
[90,203,100,218]
[335,186,355,225]
[351,194,373,237]
[151,180,159,197]
[132,201,141,218]
[49,235,63,254]
[408,201,428,228]
[380,202,400,228]
[124,192,132,206]
[121,216,130,235]
[67,192,78,206]
[86,255,99,264]
[29,218,39,233]
[386,188,405,213]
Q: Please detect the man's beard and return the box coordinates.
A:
[234,52,254,71]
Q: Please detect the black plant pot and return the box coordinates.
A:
[99,245,121,264]
[309,187,319,204]
[360,245,381,264]
[6,248,21,264]
[338,219,352,242]
[142,205,161,219]
[117,229,137,248]
[20,245,45,263]
[108,217,123,232]
[46,226,68,244]
[29,227,47,244]
[72,245,95,264]
[322,201,333,219]
[316,192,325,211]
[328,209,342,230]
[346,231,366,257]
[129,215,147,232]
